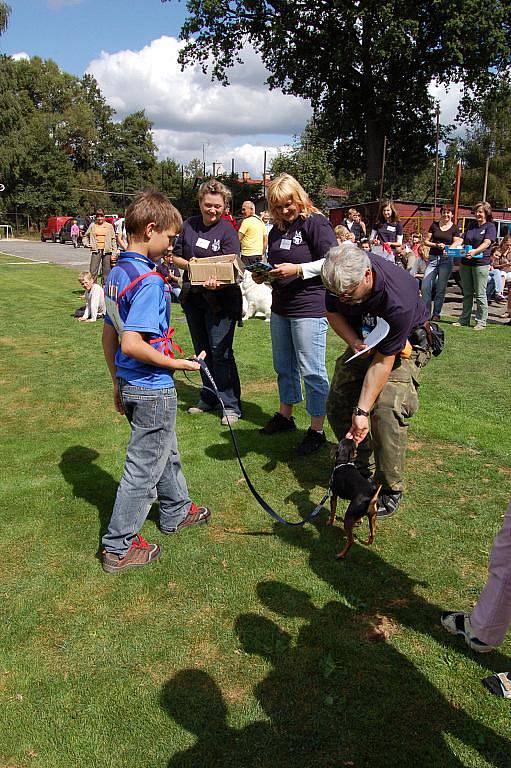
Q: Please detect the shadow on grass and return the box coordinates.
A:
[59,445,117,547]
[161,526,511,767]
[174,375,270,430]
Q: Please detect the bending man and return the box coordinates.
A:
[322,242,431,519]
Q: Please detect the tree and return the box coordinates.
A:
[0,2,10,36]
[103,111,158,198]
[174,0,511,187]
[271,123,334,208]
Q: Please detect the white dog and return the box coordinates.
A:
[241,270,272,322]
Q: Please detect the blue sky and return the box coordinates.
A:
[1,0,312,174]
[2,0,187,74]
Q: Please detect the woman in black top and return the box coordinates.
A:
[370,200,403,261]
[422,205,463,320]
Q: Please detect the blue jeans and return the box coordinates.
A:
[102,382,191,555]
[270,312,329,417]
[421,257,453,317]
[184,292,241,415]
[489,268,504,295]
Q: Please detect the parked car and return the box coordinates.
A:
[41,216,72,243]
[58,217,84,245]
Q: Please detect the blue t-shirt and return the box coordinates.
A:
[268,213,338,317]
[325,253,428,357]
[104,252,175,389]
[462,221,496,266]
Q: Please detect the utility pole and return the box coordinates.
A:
[379,135,387,203]
[453,161,462,224]
[202,144,206,177]
[433,102,440,219]
[263,150,267,202]
[482,154,491,202]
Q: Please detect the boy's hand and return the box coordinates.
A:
[179,350,206,371]
[113,382,124,415]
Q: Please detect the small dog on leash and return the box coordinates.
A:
[241,270,272,322]
[327,438,381,559]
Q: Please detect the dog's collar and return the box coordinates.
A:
[333,461,356,471]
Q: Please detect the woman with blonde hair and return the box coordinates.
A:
[173,179,243,423]
[254,173,337,455]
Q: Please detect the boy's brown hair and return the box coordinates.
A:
[125,190,183,237]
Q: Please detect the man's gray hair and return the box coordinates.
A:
[321,242,371,294]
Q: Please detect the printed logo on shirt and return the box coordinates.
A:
[480,230,486,236]
[211,239,221,252]
[292,231,303,245]
[361,313,377,339]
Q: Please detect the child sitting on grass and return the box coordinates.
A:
[101,190,211,574]
[77,271,106,322]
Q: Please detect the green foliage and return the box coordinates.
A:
[175,0,511,184]
[0,1,10,35]
[271,123,335,208]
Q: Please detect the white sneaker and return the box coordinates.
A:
[187,400,214,414]
[473,323,486,331]
[221,410,240,426]
[441,611,496,653]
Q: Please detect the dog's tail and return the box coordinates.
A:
[361,485,382,546]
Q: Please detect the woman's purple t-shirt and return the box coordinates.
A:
[173,216,241,274]
[268,213,337,318]
[462,221,497,266]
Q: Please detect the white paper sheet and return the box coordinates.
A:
[345,317,390,363]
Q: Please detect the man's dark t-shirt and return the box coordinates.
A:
[325,253,428,356]
[268,213,337,318]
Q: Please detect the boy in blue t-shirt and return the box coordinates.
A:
[101,191,210,573]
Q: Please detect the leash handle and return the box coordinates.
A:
[185,359,329,526]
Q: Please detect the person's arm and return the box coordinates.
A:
[86,285,101,322]
[102,322,124,414]
[79,295,91,321]
[270,259,325,279]
[82,224,92,249]
[346,352,396,443]
[121,331,204,371]
[326,311,367,352]
[238,222,246,244]
[263,231,268,254]
[465,238,492,258]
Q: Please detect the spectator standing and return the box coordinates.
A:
[83,208,117,284]
[70,219,80,249]
[115,216,127,252]
[343,208,364,241]
[77,271,106,322]
[370,201,403,261]
[256,173,337,455]
[453,202,496,330]
[238,201,268,266]
[222,203,239,231]
[173,179,243,425]
[422,206,463,319]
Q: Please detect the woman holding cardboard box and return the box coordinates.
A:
[173,179,243,424]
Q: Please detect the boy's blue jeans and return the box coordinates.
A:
[102,381,191,556]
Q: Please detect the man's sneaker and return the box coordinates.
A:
[473,323,485,331]
[187,400,214,414]
[376,490,403,519]
[296,428,327,456]
[221,410,241,426]
[260,412,296,435]
[102,534,160,573]
[441,611,496,653]
[161,502,211,534]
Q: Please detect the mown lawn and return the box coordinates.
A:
[0,251,510,768]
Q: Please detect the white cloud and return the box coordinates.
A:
[47,0,83,9]
[11,51,30,61]
[429,80,464,129]
[86,36,311,173]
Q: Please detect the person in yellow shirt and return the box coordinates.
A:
[238,201,268,266]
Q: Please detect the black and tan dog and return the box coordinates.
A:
[327,438,381,559]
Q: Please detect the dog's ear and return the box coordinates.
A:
[330,444,338,461]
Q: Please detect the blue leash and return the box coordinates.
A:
[186,358,330,527]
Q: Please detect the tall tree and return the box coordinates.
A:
[174,0,511,186]
[271,123,334,207]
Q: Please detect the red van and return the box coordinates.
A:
[41,216,72,242]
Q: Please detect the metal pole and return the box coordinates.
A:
[379,136,387,203]
[453,161,462,224]
[433,103,440,219]
[482,155,490,201]
[181,164,184,201]
[202,144,206,177]
[263,150,267,202]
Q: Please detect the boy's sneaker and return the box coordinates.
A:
[441,611,496,653]
[376,490,403,519]
[102,534,160,573]
[260,412,296,435]
[161,502,211,534]
[188,400,214,414]
[221,410,241,426]
[296,428,326,456]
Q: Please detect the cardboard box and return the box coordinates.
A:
[188,253,244,285]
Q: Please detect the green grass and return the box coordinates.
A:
[1,253,510,768]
